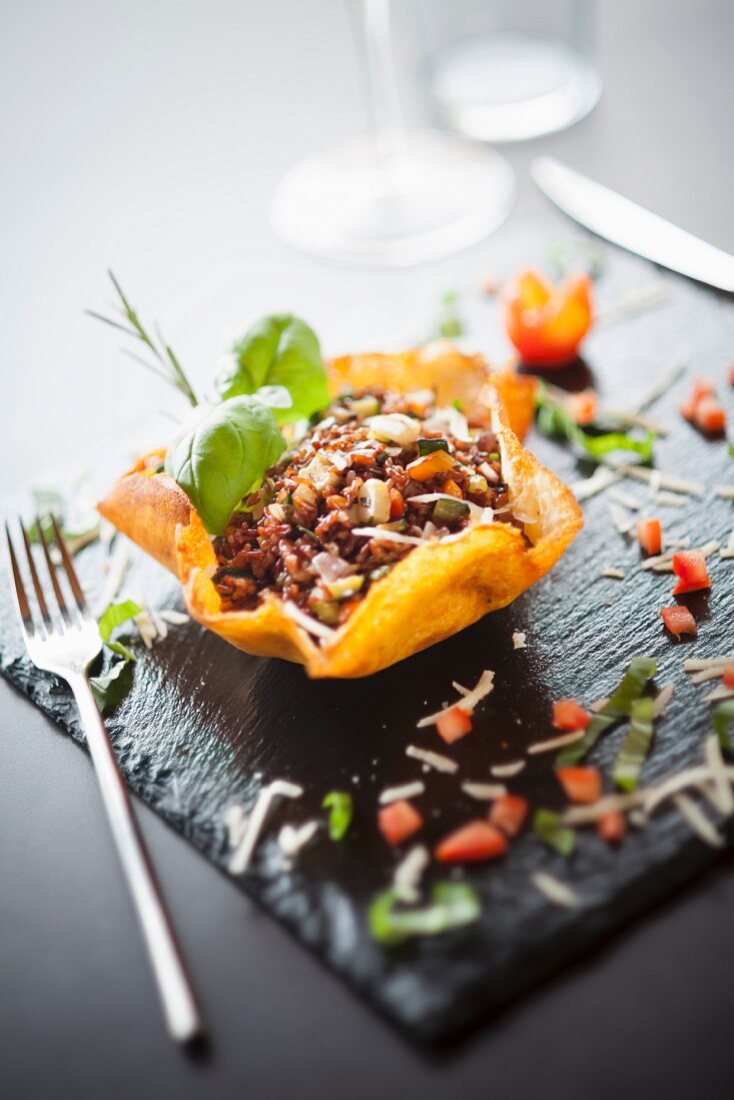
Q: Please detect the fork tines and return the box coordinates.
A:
[5,514,88,637]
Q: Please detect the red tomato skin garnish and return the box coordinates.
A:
[378,800,423,847]
[436,706,473,744]
[489,795,529,837]
[503,269,593,366]
[567,390,597,426]
[556,766,602,804]
[661,605,697,637]
[435,821,507,863]
[694,396,727,434]
[723,666,734,688]
[597,810,626,844]
[671,549,711,596]
[637,517,662,556]
[552,699,591,731]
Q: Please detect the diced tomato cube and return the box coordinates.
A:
[435,820,507,863]
[671,549,711,596]
[378,800,423,847]
[388,487,405,519]
[660,605,697,637]
[436,706,473,744]
[728,365,734,387]
[597,810,626,844]
[489,795,529,837]
[552,699,591,731]
[637,517,662,556]
[694,396,727,434]
[567,390,597,426]
[556,766,602,804]
[681,378,716,422]
[723,665,734,688]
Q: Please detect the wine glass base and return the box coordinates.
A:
[270,129,515,268]
[431,33,602,143]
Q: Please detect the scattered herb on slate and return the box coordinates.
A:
[98,599,142,661]
[369,882,480,946]
[90,658,134,715]
[323,791,354,841]
[712,700,734,755]
[533,809,576,857]
[557,657,657,766]
[535,384,655,465]
[612,695,655,791]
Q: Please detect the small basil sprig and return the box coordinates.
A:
[536,385,655,465]
[216,314,329,425]
[165,396,286,536]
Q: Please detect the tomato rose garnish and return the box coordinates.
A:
[503,269,593,366]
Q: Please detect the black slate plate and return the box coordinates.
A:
[3,236,734,1041]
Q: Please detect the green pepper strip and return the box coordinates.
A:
[612,695,655,791]
[556,657,657,767]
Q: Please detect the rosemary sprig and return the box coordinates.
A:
[87,271,199,407]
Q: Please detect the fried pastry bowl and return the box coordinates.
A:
[98,345,582,678]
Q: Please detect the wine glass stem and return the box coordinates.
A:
[363,0,406,166]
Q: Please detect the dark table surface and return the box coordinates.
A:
[2,2,733,1097]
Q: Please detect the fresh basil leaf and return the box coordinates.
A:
[165,397,286,535]
[90,659,134,714]
[98,599,142,643]
[254,384,293,411]
[369,882,480,946]
[322,791,353,840]
[533,809,575,856]
[216,314,328,425]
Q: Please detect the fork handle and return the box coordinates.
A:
[69,674,204,1043]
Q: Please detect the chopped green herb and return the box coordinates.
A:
[729,444,734,459]
[90,658,134,714]
[557,657,657,766]
[296,525,321,543]
[452,399,463,412]
[535,386,655,466]
[612,695,655,791]
[322,791,353,840]
[369,882,480,946]
[712,700,734,755]
[98,600,142,644]
[533,809,575,857]
[417,437,449,456]
[545,238,605,281]
[432,498,469,525]
[436,291,463,339]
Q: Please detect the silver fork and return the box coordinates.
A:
[5,514,204,1044]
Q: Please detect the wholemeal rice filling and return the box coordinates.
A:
[212,386,524,623]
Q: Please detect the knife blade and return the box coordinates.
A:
[531,156,734,293]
